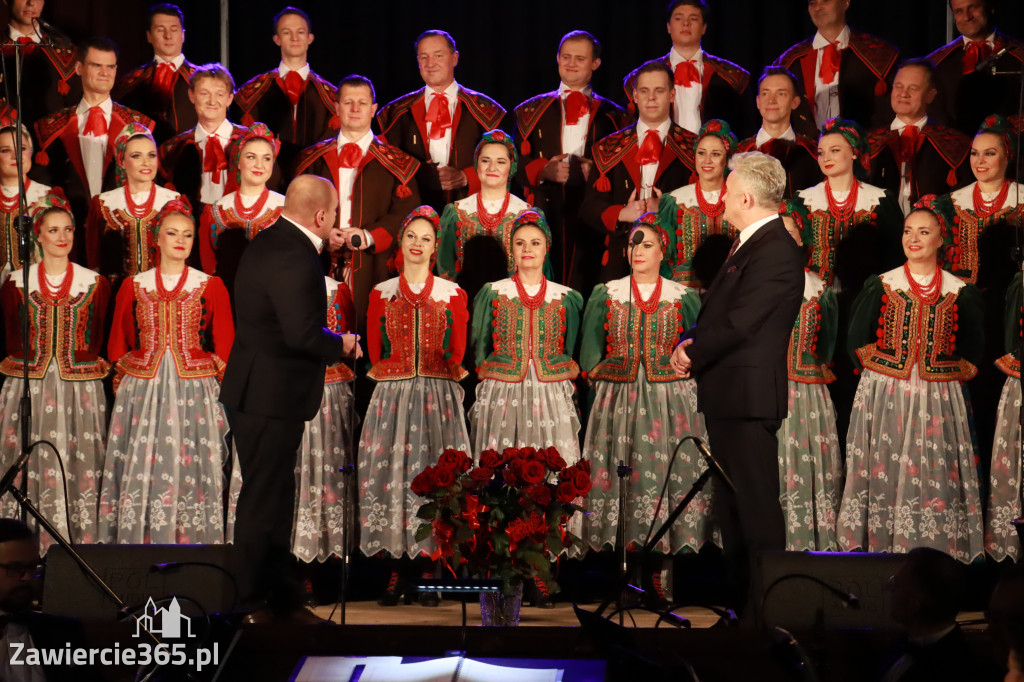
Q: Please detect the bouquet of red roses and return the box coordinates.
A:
[413,447,591,593]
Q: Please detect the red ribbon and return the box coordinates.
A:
[819,42,841,84]
[425,92,451,140]
[203,134,227,184]
[153,62,175,99]
[282,70,305,106]
[635,129,662,166]
[673,60,699,88]
[563,90,589,126]
[339,142,363,169]
[898,125,919,164]
[82,106,108,137]
[963,41,994,74]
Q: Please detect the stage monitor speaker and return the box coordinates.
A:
[42,543,239,621]
[755,550,907,631]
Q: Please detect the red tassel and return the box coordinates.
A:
[946,168,957,186]
[329,114,340,130]
[595,174,611,193]
[242,112,254,127]
[874,79,887,97]
[521,139,531,156]
[34,150,48,166]
[58,78,69,96]
[396,183,412,198]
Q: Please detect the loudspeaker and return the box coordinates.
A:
[42,543,239,621]
[754,551,907,631]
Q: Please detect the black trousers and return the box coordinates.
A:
[227,407,305,612]
[704,416,785,612]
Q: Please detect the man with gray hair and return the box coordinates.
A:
[671,151,803,615]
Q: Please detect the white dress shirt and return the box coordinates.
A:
[558,82,591,158]
[76,98,112,198]
[668,47,703,135]
[8,25,40,43]
[733,213,779,256]
[754,126,797,147]
[811,26,850,130]
[890,115,929,215]
[424,81,459,167]
[635,119,671,200]
[335,129,374,233]
[279,213,323,252]
[194,119,234,205]
[155,53,185,70]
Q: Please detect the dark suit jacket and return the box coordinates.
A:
[685,217,804,419]
[867,123,972,206]
[927,32,1024,136]
[220,217,343,421]
[157,123,248,216]
[376,85,505,212]
[114,58,199,144]
[774,30,900,139]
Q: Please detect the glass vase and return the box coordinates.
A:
[479,582,523,627]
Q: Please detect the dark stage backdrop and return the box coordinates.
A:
[23,0,1024,123]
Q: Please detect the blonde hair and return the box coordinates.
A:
[727,152,786,209]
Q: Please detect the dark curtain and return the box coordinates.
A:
[29,0,1024,122]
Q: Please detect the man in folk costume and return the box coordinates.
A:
[113,3,198,144]
[773,0,900,139]
[512,30,628,293]
[376,30,504,213]
[622,0,750,138]
[31,38,154,261]
[295,75,419,332]
[867,59,972,215]
[580,60,696,283]
[736,66,821,197]
[159,64,260,229]
[0,0,79,128]
[232,6,339,180]
[927,0,1024,136]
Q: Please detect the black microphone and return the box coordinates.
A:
[350,233,361,249]
[976,45,1010,73]
[630,230,644,247]
[685,436,738,494]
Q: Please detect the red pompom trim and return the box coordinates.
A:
[595,174,611,193]
[396,183,412,199]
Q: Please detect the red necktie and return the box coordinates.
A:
[563,90,589,126]
[727,235,741,260]
[963,41,994,74]
[153,62,175,98]
[635,130,662,166]
[283,70,305,107]
[819,42,841,84]
[339,142,362,169]
[899,125,919,164]
[203,134,227,184]
[674,60,699,88]
[425,92,451,140]
[82,106,108,137]
[15,37,32,44]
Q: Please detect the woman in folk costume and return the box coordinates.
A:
[0,194,109,553]
[837,204,985,563]
[985,273,1023,562]
[98,200,237,544]
[198,122,284,299]
[776,200,842,551]
[359,206,472,606]
[292,267,358,564]
[84,123,182,286]
[658,119,737,288]
[0,124,57,281]
[581,213,710,609]
[436,130,547,293]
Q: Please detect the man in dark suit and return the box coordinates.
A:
[220,174,358,622]
[512,30,629,292]
[671,151,803,612]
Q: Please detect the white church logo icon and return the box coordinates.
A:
[133,597,195,638]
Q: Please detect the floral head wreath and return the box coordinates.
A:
[630,213,669,251]
[976,114,1015,161]
[511,209,551,246]
[150,197,194,237]
[389,205,442,274]
[113,123,157,187]
[474,129,518,187]
[30,191,72,235]
[695,119,738,157]
[779,198,812,257]
[229,122,281,186]
[820,117,870,179]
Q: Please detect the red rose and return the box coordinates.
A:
[577,459,592,475]
[479,449,502,469]
[469,467,494,485]
[411,466,437,496]
[543,447,567,471]
[570,467,592,496]
[502,447,520,464]
[521,460,546,485]
[492,130,507,141]
[527,484,552,507]
[520,446,539,461]
[503,460,522,486]
[434,466,456,488]
[439,448,473,473]
[556,481,576,503]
